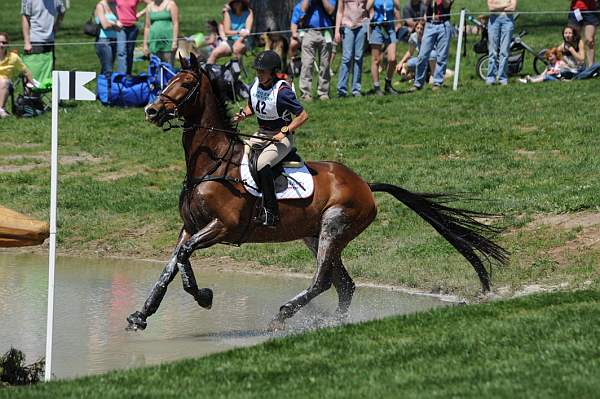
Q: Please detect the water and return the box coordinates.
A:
[0,252,449,380]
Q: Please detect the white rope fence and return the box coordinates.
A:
[7,9,581,48]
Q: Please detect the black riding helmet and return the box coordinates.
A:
[253,50,282,73]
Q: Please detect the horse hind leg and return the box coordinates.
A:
[331,258,355,318]
[270,208,350,330]
[303,236,355,319]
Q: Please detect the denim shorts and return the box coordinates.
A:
[569,10,599,26]
[369,24,398,45]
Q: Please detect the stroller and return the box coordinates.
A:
[202,59,249,103]
[147,55,249,104]
[147,55,179,103]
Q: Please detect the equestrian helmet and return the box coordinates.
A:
[253,50,282,72]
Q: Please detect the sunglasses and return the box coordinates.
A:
[0,41,8,44]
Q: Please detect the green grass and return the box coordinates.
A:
[1,0,599,298]
[4,290,600,398]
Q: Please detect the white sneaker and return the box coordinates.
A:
[518,77,528,84]
[0,108,8,119]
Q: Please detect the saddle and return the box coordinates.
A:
[248,144,304,193]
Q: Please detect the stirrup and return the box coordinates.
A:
[255,207,279,227]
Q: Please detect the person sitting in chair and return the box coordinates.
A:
[233,51,309,227]
[0,32,34,119]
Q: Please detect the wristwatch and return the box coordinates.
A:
[280,125,290,135]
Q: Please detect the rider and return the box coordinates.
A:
[233,50,309,227]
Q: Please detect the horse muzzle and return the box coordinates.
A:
[145,103,176,127]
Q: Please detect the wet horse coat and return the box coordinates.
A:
[127,54,508,331]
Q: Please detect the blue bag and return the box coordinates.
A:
[97,73,151,107]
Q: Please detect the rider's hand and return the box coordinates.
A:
[232,111,246,123]
[273,132,287,142]
[334,31,341,44]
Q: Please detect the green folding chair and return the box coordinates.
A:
[22,52,53,93]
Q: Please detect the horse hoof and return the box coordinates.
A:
[267,318,286,333]
[126,311,147,331]
[334,310,349,324]
[196,288,213,309]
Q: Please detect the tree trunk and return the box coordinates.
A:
[250,0,296,35]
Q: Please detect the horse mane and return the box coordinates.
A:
[200,65,235,132]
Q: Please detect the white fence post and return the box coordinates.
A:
[453,9,466,91]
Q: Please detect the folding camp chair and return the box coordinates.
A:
[9,52,53,117]
[22,52,53,93]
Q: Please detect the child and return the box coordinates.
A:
[519,47,566,83]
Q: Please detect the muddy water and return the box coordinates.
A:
[0,252,449,379]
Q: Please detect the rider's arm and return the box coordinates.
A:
[234,103,254,122]
[288,110,308,133]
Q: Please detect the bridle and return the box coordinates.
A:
[155,69,202,131]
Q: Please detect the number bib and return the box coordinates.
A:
[250,78,288,121]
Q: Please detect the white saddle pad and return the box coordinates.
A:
[240,153,314,199]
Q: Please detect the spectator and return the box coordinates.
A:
[95,0,122,90]
[568,0,598,66]
[486,0,517,85]
[410,0,455,92]
[335,0,368,97]
[559,24,586,76]
[519,48,566,83]
[400,0,426,40]
[395,20,436,81]
[206,19,232,64]
[289,0,304,75]
[21,0,65,68]
[143,0,179,65]
[0,32,34,118]
[223,0,254,60]
[115,0,149,75]
[299,0,337,101]
[367,0,401,96]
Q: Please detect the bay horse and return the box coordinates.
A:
[127,54,508,331]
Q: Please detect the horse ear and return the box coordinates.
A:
[179,54,189,70]
[190,53,199,72]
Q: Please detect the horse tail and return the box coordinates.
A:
[368,183,509,292]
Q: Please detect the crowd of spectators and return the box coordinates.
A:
[1,0,600,118]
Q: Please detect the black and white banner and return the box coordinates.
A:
[57,71,96,101]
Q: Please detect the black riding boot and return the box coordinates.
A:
[257,166,279,227]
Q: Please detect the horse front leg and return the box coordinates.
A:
[127,228,190,331]
[175,218,228,310]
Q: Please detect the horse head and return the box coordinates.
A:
[145,53,206,127]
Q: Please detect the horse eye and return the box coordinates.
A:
[182,82,195,89]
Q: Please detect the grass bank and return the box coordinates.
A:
[3,290,600,398]
[1,1,599,298]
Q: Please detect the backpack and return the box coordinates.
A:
[12,93,47,118]
[97,73,151,107]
